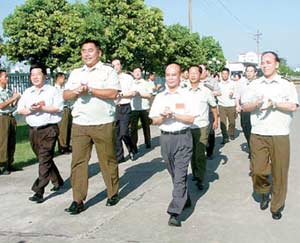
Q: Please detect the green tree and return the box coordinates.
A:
[0,36,3,57]
[165,24,203,69]
[87,0,168,74]
[3,0,85,72]
[198,36,225,72]
[278,58,295,76]
[0,36,4,67]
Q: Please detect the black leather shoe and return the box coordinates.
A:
[29,193,44,203]
[106,194,119,206]
[145,144,151,149]
[168,214,181,227]
[260,193,270,210]
[65,201,84,215]
[272,211,282,220]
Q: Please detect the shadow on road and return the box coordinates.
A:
[181,134,228,222]
[84,157,165,209]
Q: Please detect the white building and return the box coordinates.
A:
[238,51,261,64]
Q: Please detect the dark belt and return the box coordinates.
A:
[29,123,57,130]
[117,103,130,107]
[161,128,189,135]
[0,112,13,117]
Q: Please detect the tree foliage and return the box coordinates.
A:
[3,0,84,71]
[0,36,3,58]
[87,0,168,73]
[3,0,226,74]
[165,25,225,71]
[198,36,225,72]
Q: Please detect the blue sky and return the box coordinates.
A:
[1,0,300,67]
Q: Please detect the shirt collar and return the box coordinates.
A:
[220,79,231,83]
[260,74,281,84]
[81,61,103,72]
[163,86,184,96]
[29,84,47,93]
[189,83,202,92]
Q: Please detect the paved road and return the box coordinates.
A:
[1,101,300,243]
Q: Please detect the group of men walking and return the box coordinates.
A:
[0,39,298,226]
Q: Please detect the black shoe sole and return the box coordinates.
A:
[272,212,282,220]
[65,206,84,215]
[106,196,119,206]
[29,196,44,203]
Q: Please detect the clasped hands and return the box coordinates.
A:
[73,82,92,97]
[160,106,174,119]
[30,100,45,111]
[255,96,276,111]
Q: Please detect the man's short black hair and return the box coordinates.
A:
[133,66,143,72]
[221,67,230,73]
[30,63,47,75]
[55,72,65,80]
[188,65,202,74]
[0,69,7,76]
[262,51,280,63]
[245,64,257,72]
[81,39,101,50]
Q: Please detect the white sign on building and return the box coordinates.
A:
[238,51,261,64]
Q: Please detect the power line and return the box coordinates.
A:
[214,0,255,34]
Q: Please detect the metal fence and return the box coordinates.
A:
[8,73,53,93]
[8,73,31,94]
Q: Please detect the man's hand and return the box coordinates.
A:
[212,120,218,130]
[260,99,273,111]
[160,106,173,119]
[73,85,89,96]
[12,92,21,101]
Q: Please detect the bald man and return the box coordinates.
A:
[149,63,194,227]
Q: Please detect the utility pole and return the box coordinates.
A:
[188,0,192,33]
[254,30,262,62]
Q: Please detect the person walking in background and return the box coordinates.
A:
[149,63,194,227]
[148,72,163,95]
[217,67,236,144]
[199,64,221,159]
[180,69,190,89]
[236,64,257,160]
[188,65,218,190]
[63,40,120,215]
[54,72,72,154]
[130,67,153,152]
[112,59,137,163]
[17,64,64,203]
[242,51,298,220]
[0,69,21,175]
